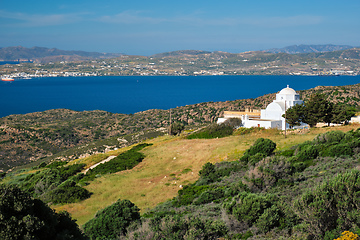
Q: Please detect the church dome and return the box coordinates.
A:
[279,85,297,95]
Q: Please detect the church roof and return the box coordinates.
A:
[279,85,297,95]
[266,101,285,111]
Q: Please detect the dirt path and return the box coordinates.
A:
[83,155,117,174]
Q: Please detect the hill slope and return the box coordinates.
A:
[266,44,354,54]
[4,123,359,240]
[1,83,360,172]
[0,46,123,63]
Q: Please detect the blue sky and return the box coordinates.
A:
[1,0,359,55]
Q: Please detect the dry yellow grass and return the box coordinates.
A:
[55,124,360,226]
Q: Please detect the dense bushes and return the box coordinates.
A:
[187,123,234,139]
[128,129,360,239]
[294,170,360,239]
[83,199,140,239]
[0,184,87,240]
[175,184,209,206]
[240,138,276,164]
[226,192,273,225]
[198,162,219,184]
[130,215,228,240]
[293,129,360,161]
[50,180,92,204]
[84,143,152,180]
[5,128,360,239]
[20,163,90,204]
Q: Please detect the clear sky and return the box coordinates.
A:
[1,0,359,55]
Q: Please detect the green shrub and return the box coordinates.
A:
[181,168,192,174]
[248,153,267,165]
[240,138,276,163]
[315,130,346,144]
[295,145,318,162]
[21,168,63,195]
[321,143,353,157]
[83,199,140,239]
[46,161,68,168]
[187,124,233,139]
[50,180,92,204]
[198,162,219,183]
[58,164,86,179]
[215,161,244,178]
[278,149,295,157]
[147,216,228,240]
[21,163,85,192]
[194,188,225,205]
[294,170,360,238]
[255,205,281,233]
[347,128,360,139]
[229,192,273,225]
[247,138,277,156]
[175,184,209,206]
[0,184,87,240]
[85,143,152,179]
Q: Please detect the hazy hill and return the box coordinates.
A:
[266,44,354,54]
[151,50,212,58]
[0,46,123,63]
[300,47,360,59]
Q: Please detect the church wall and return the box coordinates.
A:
[244,120,272,129]
[243,119,282,129]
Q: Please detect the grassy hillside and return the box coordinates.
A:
[52,124,359,226]
[2,83,360,172]
[2,121,360,239]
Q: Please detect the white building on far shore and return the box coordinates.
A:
[217,85,304,130]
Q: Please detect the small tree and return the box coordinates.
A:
[283,103,305,128]
[170,122,185,135]
[302,93,332,127]
[83,199,140,239]
[283,94,356,128]
[331,104,356,124]
[198,162,218,183]
[223,118,242,128]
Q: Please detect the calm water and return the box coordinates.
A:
[0,75,359,118]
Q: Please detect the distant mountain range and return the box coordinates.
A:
[0,46,123,63]
[151,50,212,58]
[265,44,354,54]
[0,44,358,64]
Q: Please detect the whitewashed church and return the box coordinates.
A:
[217,85,304,130]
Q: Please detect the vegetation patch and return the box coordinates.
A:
[187,123,234,139]
[83,143,152,181]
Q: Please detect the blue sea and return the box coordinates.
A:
[0,75,359,118]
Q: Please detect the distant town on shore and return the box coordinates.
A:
[1,44,359,79]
